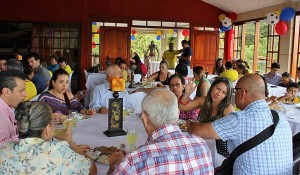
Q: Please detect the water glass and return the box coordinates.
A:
[126,129,138,153]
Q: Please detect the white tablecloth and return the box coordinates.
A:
[73,114,220,175]
[149,61,160,75]
[279,103,300,136]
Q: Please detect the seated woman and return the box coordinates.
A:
[178,77,234,158]
[118,59,131,82]
[193,66,210,98]
[169,74,197,120]
[212,58,225,75]
[278,72,294,87]
[131,54,148,79]
[0,101,96,175]
[236,64,250,78]
[147,60,172,85]
[38,69,95,116]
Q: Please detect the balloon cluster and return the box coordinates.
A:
[264,7,295,35]
[218,13,236,32]
[156,30,162,40]
[131,30,137,40]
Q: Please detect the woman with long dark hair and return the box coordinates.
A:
[193,66,210,98]
[38,69,95,115]
[178,77,234,158]
[212,58,225,75]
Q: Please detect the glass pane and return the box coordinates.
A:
[269,25,274,35]
[92,22,101,33]
[234,26,238,36]
[70,39,78,48]
[132,20,146,26]
[61,28,69,37]
[220,32,225,39]
[238,25,242,35]
[116,23,128,27]
[177,22,189,28]
[162,22,175,27]
[244,22,255,70]
[34,38,43,47]
[238,38,242,50]
[219,39,224,49]
[273,36,279,52]
[54,38,60,48]
[92,34,100,45]
[62,49,70,58]
[43,28,52,37]
[34,48,41,56]
[104,22,115,27]
[43,38,51,48]
[272,53,278,63]
[34,27,43,37]
[92,45,100,56]
[268,37,273,51]
[70,32,78,38]
[148,21,161,26]
[53,28,60,37]
[205,27,214,31]
[198,27,205,30]
[219,49,224,59]
[70,28,78,32]
[44,49,51,57]
[61,39,70,48]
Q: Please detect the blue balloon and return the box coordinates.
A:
[131,35,135,40]
[280,7,295,21]
[156,36,161,40]
[173,29,178,33]
[219,26,231,32]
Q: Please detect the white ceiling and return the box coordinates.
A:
[201,0,297,13]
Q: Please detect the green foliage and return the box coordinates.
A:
[131,34,161,58]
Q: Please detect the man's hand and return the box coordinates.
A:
[99,107,108,114]
[107,151,124,174]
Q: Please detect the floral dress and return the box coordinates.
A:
[0,138,91,174]
[179,97,197,120]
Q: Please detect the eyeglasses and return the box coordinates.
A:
[233,87,245,93]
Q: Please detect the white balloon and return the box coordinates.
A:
[173,33,177,37]
[264,13,279,25]
[222,17,232,27]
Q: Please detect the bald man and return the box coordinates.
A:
[89,64,132,114]
[188,74,292,174]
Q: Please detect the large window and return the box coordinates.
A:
[219,32,225,59]
[266,25,280,72]
[244,22,255,71]
[32,25,80,60]
[233,25,243,59]
[257,21,268,74]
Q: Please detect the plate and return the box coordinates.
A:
[97,155,110,164]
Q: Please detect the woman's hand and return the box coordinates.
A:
[52,113,67,124]
[78,144,91,153]
[186,120,199,135]
[184,79,197,95]
[86,108,96,115]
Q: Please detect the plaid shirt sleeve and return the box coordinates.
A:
[212,112,240,141]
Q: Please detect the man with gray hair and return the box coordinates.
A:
[0,69,27,147]
[89,64,131,114]
[188,74,292,174]
[108,89,214,174]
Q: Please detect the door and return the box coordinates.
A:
[192,31,219,74]
[100,27,130,68]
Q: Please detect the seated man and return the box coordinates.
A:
[47,55,59,73]
[24,64,47,94]
[58,57,72,74]
[108,89,214,174]
[264,62,282,85]
[89,64,131,114]
[188,74,293,174]
[218,61,239,82]
[0,70,27,147]
[27,52,51,86]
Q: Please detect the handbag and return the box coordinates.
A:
[214,110,279,175]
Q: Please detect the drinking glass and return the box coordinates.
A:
[126,129,138,153]
[64,110,78,128]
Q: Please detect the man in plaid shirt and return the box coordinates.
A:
[108,89,214,175]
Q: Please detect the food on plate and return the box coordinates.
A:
[269,104,285,111]
[94,146,118,156]
[156,83,164,87]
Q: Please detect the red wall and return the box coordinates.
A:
[0,0,226,88]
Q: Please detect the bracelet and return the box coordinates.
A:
[179,96,189,105]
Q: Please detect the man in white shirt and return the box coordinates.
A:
[89,64,131,114]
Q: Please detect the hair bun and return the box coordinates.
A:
[15,102,31,133]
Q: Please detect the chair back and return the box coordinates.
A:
[68,71,74,91]
[134,74,142,82]
[84,70,89,80]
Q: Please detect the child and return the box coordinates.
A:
[277,82,300,103]
[278,72,294,87]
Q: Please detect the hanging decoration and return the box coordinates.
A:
[172,32,178,38]
[167,29,173,34]
[182,29,190,37]
[156,30,162,36]
[161,34,166,39]
[156,35,161,40]
[131,29,136,35]
[264,7,295,35]
[131,35,135,40]
[218,13,234,33]
[92,41,96,48]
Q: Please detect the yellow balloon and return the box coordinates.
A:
[219,14,226,22]
[156,31,162,36]
[274,10,281,17]
[168,29,173,34]
[92,25,98,33]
